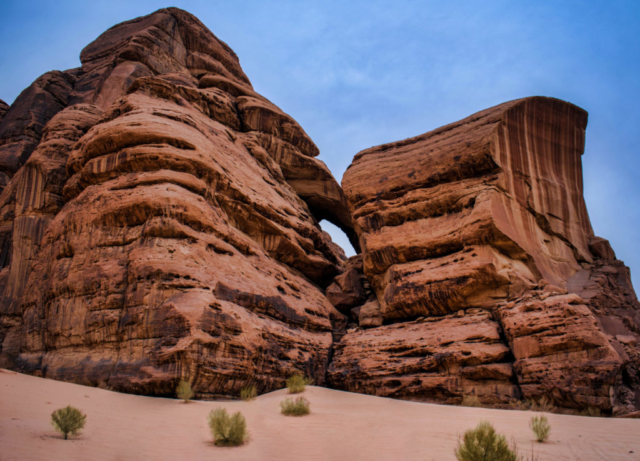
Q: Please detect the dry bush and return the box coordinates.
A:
[579,406,602,417]
[280,396,311,416]
[530,396,555,413]
[51,405,86,440]
[508,399,530,411]
[455,421,517,461]
[176,380,194,403]
[240,384,257,401]
[509,399,533,411]
[508,396,557,415]
[530,415,551,442]
[461,395,482,407]
[207,408,247,446]
[518,444,543,461]
[286,374,310,394]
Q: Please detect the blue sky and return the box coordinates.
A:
[1,0,638,289]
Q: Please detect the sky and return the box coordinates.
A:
[1,0,638,289]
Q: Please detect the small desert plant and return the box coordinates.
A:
[176,379,194,403]
[529,415,551,442]
[455,421,517,461]
[508,399,531,411]
[519,444,542,461]
[579,406,602,417]
[240,384,257,401]
[280,396,311,416]
[461,395,482,407]
[530,396,555,413]
[51,405,86,440]
[286,373,310,394]
[207,408,247,446]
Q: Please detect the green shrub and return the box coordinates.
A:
[51,405,86,440]
[461,395,482,407]
[455,421,517,461]
[530,415,551,442]
[207,408,247,446]
[280,396,311,416]
[286,374,310,394]
[176,380,194,403]
[240,384,257,401]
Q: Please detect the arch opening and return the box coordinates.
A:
[320,220,357,258]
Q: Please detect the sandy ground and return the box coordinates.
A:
[1,369,639,461]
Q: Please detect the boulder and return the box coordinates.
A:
[358,298,383,328]
[325,255,367,313]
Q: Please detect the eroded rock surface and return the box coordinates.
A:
[1,9,638,414]
[0,7,350,397]
[325,255,367,313]
[328,309,518,405]
[0,73,75,193]
[333,97,640,414]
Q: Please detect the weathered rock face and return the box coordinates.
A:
[0,8,351,397]
[1,9,638,414]
[333,97,640,414]
[0,73,76,193]
[329,309,519,404]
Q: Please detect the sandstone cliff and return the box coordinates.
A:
[0,9,638,415]
[0,8,351,397]
[331,98,640,414]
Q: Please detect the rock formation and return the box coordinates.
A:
[0,8,350,397]
[330,97,640,414]
[0,100,8,121]
[0,9,638,415]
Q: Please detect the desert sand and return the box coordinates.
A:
[1,368,638,461]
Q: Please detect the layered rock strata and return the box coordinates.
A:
[332,97,640,414]
[0,8,351,397]
[1,9,638,414]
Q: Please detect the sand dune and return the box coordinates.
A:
[1,368,638,461]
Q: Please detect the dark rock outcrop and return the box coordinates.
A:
[0,100,8,121]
